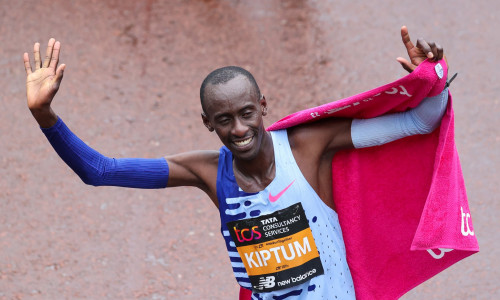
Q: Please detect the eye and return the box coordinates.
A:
[242,111,254,118]
[218,118,231,125]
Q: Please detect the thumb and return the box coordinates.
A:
[55,64,66,81]
[52,64,66,90]
[396,57,415,73]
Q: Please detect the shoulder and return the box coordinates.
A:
[164,150,220,190]
[166,150,220,171]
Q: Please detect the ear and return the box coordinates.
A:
[201,112,215,132]
[260,95,268,116]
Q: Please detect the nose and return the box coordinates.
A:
[231,118,248,137]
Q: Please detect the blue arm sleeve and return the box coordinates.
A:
[41,118,169,188]
[351,88,449,148]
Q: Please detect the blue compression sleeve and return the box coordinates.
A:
[41,118,169,188]
[351,88,449,148]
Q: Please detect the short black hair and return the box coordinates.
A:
[200,66,261,112]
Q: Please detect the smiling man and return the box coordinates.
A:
[24,27,449,299]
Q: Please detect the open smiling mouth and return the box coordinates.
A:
[233,136,253,147]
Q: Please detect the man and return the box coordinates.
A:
[24,26,447,299]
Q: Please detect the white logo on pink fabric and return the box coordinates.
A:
[384,85,412,97]
[460,206,475,236]
[309,84,412,120]
[427,248,453,259]
[435,63,444,79]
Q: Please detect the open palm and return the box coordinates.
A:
[24,38,65,111]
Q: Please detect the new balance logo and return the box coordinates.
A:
[254,276,275,290]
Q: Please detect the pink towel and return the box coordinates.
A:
[262,59,479,299]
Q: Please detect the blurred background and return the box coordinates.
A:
[0,0,498,299]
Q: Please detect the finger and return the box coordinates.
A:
[42,38,55,68]
[396,57,415,73]
[49,41,61,70]
[428,41,439,61]
[34,42,41,70]
[416,38,433,59]
[55,64,66,80]
[436,43,444,61]
[53,64,66,88]
[23,52,32,75]
[400,26,414,52]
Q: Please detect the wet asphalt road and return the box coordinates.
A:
[0,0,498,299]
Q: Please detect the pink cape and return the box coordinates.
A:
[240,60,479,299]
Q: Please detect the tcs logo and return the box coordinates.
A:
[234,226,262,242]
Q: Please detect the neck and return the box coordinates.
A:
[233,131,275,190]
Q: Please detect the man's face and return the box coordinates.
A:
[202,75,267,161]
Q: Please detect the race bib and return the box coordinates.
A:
[227,203,324,292]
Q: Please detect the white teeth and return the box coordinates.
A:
[234,137,252,147]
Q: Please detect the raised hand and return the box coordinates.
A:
[24,38,65,127]
[396,26,446,73]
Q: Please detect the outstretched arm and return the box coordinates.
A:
[292,27,449,157]
[24,39,218,198]
[351,88,449,148]
[350,26,449,148]
[41,118,170,188]
[327,26,448,151]
[24,39,171,188]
